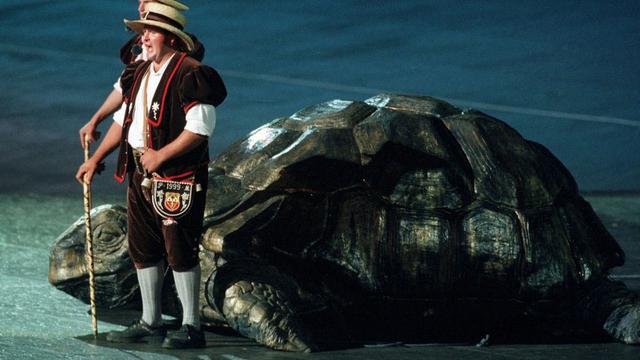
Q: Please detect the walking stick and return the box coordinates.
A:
[83,135,98,338]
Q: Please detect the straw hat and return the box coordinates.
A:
[124,2,194,52]
[156,0,189,11]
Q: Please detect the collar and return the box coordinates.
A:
[150,52,177,77]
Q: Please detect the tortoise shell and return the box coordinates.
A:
[202,93,624,301]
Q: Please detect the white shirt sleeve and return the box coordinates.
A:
[184,104,216,137]
[113,77,123,94]
[113,102,126,126]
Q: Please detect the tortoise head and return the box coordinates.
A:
[48,204,139,308]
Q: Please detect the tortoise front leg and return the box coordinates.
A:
[223,279,317,352]
[205,259,318,352]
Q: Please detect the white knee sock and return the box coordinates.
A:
[136,261,164,327]
[173,264,201,328]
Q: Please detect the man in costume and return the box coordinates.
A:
[78,0,204,149]
[76,1,226,349]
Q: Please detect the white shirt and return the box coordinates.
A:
[112,54,216,149]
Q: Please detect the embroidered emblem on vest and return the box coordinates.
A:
[151,101,160,120]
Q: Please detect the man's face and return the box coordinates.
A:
[142,26,168,61]
[138,0,155,19]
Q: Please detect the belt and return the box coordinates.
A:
[131,148,146,175]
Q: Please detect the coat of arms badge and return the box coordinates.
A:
[151,177,194,220]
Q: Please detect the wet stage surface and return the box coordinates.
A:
[75,306,640,360]
[78,333,640,360]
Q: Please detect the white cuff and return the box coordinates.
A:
[184,104,216,137]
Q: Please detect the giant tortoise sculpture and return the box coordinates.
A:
[49,94,640,351]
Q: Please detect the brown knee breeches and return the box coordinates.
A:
[126,170,207,272]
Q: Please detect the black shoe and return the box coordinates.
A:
[106,320,166,343]
[162,324,206,349]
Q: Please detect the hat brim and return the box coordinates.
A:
[124,19,194,52]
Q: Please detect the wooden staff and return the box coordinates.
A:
[83,135,98,337]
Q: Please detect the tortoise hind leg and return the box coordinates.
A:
[222,279,317,352]
[577,278,640,344]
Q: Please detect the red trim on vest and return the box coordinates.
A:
[127,64,147,115]
[148,52,187,128]
[114,171,125,183]
[114,144,130,183]
[183,101,199,113]
[157,170,194,181]
[116,77,141,184]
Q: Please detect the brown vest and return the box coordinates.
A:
[114,53,226,182]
